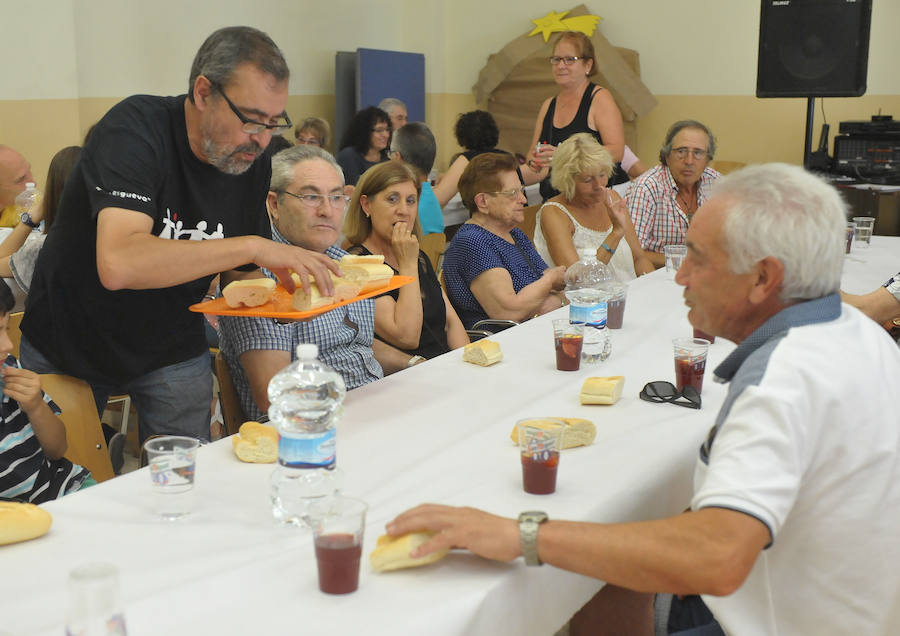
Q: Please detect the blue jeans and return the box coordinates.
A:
[20,336,213,444]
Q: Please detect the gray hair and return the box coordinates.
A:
[188,26,288,102]
[378,97,406,115]
[659,120,716,164]
[390,122,435,177]
[270,145,344,198]
[713,163,846,302]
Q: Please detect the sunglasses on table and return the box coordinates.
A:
[639,381,701,410]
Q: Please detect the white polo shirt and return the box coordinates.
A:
[692,295,900,635]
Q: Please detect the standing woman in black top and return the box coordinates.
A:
[343,161,469,360]
[525,31,628,200]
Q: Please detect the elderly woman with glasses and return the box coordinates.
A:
[525,31,628,202]
[293,116,331,149]
[343,162,468,359]
[442,153,567,329]
[336,107,392,187]
[533,133,654,280]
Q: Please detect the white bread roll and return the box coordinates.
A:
[341,254,384,265]
[370,531,449,572]
[340,263,394,293]
[222,278,276,308]
[0,501,52,545]
[510,417,596,449]
[462,339,503,366]
[290,273,361,311]
[232,421,279,463]
[580,376,625,405]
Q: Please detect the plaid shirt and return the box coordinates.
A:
[218,230,382,421]
[627,164,720,253]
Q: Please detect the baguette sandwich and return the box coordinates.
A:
[510,417,596,449]
[339,254,393,293]
[222,278,276,308]
[580,376,625,405]
[370,531,449,572]
[0,501,52,545]
[291,272,361,312]
[462,339,503,366]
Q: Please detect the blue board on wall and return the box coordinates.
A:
[357,48,425,122]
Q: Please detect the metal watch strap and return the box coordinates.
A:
[518,511,548,566]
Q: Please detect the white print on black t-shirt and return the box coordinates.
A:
[158,208,225,241]
[94,185,151,203]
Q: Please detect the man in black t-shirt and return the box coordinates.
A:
[20,27,340,443]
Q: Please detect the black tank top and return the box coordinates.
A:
[538,82,628,200]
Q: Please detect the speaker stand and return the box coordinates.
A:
[803,97,815,170]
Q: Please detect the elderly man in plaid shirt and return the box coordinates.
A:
[628,120,721,268]
[218,145,420,421]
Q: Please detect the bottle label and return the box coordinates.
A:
[569,301,608,328]
[278,429,336,469]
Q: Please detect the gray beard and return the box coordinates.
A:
[202,136,261,175]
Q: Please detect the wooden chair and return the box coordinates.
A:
[709,160,746,175]
[516,204,540,241]
[215,351,245,436]
[420,232,447,272]
[8,311,24,358]
[40,374,114,482]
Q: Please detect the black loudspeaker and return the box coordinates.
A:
[757,0,872,98]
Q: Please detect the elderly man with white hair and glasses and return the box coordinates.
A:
[218,145,421,422]
[19,26,340,445]
[386,164,900,635]
[378,97,408,132]
[628,120,721,268]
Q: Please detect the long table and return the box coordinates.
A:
[3,237,897,636]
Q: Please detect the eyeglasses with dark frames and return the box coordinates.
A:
[549,56,583,66]
[639,381,701,409]
[278,190,349,210]
[209,81,292,135]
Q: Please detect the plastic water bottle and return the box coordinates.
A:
[564,249,613,363]
[268,344,346,526]
[14,182,42,226]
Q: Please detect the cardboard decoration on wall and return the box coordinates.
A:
[472,4,657,160]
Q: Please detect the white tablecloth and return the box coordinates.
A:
[2,238,897,636]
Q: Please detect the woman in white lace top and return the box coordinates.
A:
[533,133,653,281]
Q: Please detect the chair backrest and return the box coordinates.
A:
[39,374,115,482]
[8,311,24,358]
[420,232,446,272]
[215,351,246,436]
[516,204,540,241]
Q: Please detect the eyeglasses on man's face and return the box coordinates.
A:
[549,56,583,66]
[483,187,527,200]
[279,190,349,210]
[209,80,292,135]
[670,147,709,161]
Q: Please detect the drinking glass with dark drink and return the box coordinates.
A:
[672,337,710,394]
[310,496,367,594]
[517,419,565,494]
[603,282,627,329]
[553,319,583,371]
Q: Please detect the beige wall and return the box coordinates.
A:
[2,1,899,181]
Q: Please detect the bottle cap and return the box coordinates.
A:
[296,343,318,359]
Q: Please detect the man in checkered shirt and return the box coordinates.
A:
[627,120,721,268]
[218,145,418,421]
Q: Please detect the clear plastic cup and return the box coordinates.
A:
[144,435,199,520]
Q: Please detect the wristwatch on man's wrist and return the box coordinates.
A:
[518,511,548,566]
[19,212,39,229]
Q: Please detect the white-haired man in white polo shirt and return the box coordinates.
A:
[387,163,900,635]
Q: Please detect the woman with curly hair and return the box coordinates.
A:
[433,110,541,207]
[336,106,392,186]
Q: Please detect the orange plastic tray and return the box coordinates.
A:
[189,275,414,320]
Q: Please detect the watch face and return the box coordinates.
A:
[519,511,549,524]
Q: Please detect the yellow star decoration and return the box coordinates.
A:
[528,10,602,42]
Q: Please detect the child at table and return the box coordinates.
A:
[0,280,92,503]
